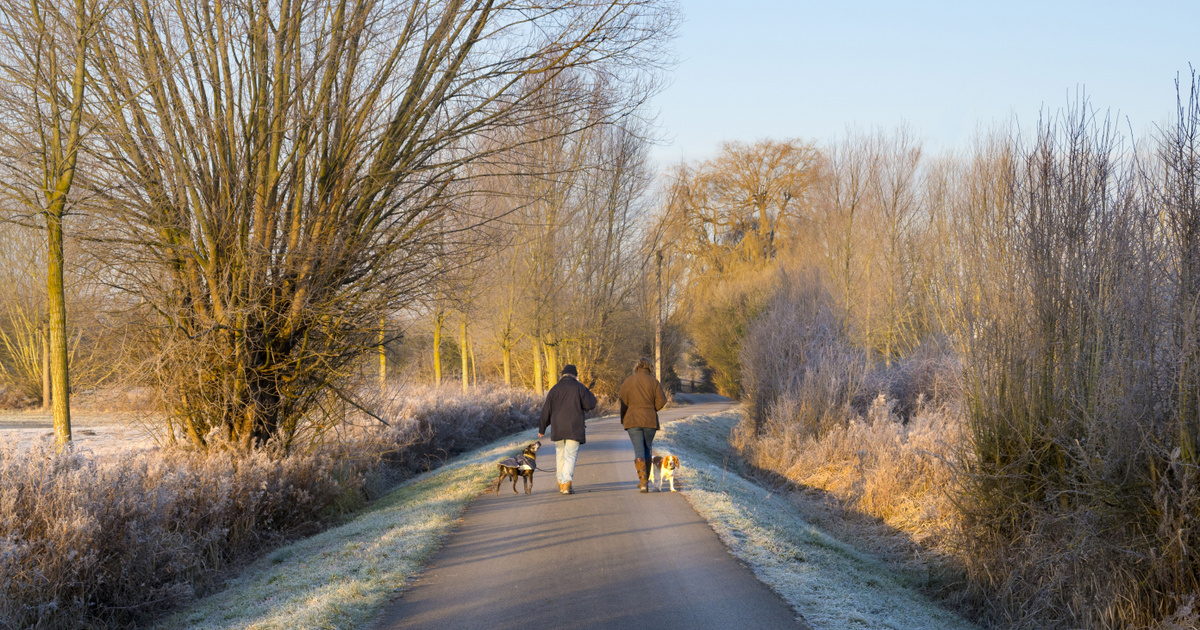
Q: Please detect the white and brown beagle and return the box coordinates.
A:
[650,454,680,492]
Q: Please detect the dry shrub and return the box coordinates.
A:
[739,266,859,435]
[0,385,543,629]
[736,263,964,542]
[0,384,32,409]
[0,443,357,628]
[734,333,973,617]
[689,264,777,398]
[67,386,157,414]
[857,340,961,422]
[352,384,544,476]
[733,399,963,547]
[736,90,1200,628]
[946,96,1200,628]
[1157,597,1200,630]
[587,393,622,419]
[734,262,975,613]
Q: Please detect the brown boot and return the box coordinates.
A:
[558,482,568,494]
[564,481,574,494]
[635,458,649,492]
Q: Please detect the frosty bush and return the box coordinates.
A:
[0,385,543,629]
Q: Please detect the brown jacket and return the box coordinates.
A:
[618,367,666,429]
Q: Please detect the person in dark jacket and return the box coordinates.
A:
[538,364,598,494]
[618,357,666,492]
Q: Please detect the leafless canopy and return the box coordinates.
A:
[63,0,676,448]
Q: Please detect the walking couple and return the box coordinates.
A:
[537,358,667,494]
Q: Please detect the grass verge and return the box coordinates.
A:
[153,427,540,630]
[656,408,979,630]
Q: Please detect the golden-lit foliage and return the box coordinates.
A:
[655,139,820,396]
[415,82,664,397]
[664,139,820,277]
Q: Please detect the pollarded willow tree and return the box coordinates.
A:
[664,139,821,277]
[657,139,821,396]
[83,0,677,450]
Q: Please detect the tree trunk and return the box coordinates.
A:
[468,335,477,389]
[41,324,51,411]
[655,249,663,381]
[533,340,543,395]
[433,310,444,386]
[46,209,71,447]
[543,336,557,385]
[460,319,469,394]
[502,341,512,387]
[34,0,90,449]
[378,317,387,389]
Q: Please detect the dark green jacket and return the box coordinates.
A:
[539,375,598,444]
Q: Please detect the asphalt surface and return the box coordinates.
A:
[368,401,808,630]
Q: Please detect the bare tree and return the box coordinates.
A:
[663,140,819,276]
[814,132,877,344]
[78,0,675,449]
[864,127,923,365]
[0,0,102,446]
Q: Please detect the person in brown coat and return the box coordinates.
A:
[618,357,666,492]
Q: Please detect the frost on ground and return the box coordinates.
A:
[657,409,979,630]
[153,427,541,630]
[0,412,157,457]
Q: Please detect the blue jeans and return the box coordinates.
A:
[555,439,580,483]
[627,427,656,462]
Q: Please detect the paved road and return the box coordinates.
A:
[368,402,808,630]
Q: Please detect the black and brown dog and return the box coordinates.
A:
[494,441,541,495]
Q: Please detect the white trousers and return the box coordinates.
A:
[555,439,580,484]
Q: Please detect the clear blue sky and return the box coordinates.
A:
[649,0,1200,166]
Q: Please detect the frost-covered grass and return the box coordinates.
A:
[0,442,360,629]
[0,411,157,456]
[153,427,539,630]
[657,409,979,630]
[0,385,543,629]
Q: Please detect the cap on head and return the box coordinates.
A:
[561,364,578,376]
[635,357,652,372]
